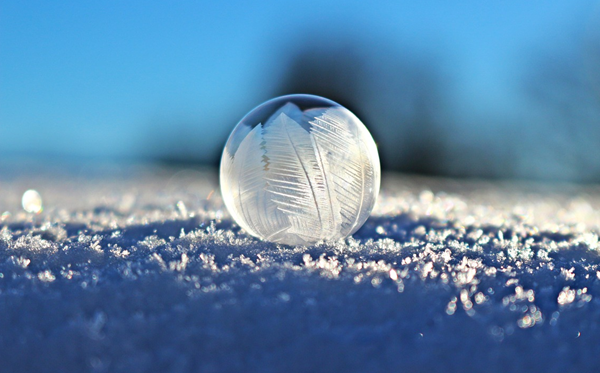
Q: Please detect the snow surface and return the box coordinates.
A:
[1,167,600,372]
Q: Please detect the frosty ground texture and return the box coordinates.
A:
[1,168,600,372]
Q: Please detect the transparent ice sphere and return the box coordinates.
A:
[220,94,380,245]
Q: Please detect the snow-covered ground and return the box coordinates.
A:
[1,166,600,372]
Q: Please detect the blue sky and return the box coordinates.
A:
[1,1,598,166]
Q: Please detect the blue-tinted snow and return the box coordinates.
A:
[1,169,600,372]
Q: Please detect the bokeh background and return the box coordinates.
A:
[1,1,600,182]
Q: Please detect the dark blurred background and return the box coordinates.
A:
[1,1,600,182]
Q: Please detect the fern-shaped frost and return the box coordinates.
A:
[262,104,339,242]
[308,107,376,235]
[224,124,289,239]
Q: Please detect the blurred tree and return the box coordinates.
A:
[276,43,366,118]
[275,36,450,176]
[522,37,600,183]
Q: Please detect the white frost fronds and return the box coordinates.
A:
[308,107,377,235]
[223,124,289,239]
[262,105,338,243]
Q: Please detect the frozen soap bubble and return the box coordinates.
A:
[220,94,380,245]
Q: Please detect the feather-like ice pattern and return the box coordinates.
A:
[308,107,377,235]
[223,124,289,239]
[262,104,339,244]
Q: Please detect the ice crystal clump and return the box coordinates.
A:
[220,94,380,245]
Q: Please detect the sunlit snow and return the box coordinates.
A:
[1,168,599,372]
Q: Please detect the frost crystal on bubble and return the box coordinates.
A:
[220,95,380,245]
